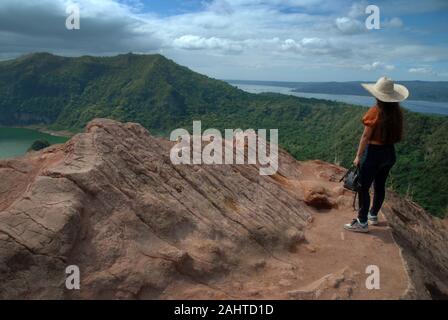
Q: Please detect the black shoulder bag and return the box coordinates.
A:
[339,165,361,210]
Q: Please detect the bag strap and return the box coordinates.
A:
[339,165,359,182]
[352,191,358,211]
[354,164,360,211]
[339,166,352,182]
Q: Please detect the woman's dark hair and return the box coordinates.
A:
[376,99,403,144]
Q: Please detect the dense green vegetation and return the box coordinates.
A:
[28,139,50,151]
[0,53,446,217]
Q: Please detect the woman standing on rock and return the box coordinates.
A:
[344,77,408,233]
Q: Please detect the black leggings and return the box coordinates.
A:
[358,144,396,223]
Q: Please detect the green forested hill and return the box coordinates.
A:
[0,52,249,130]
[0,53,446,217]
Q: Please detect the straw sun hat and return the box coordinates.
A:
[361,76,409,102]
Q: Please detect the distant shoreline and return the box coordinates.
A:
[229,82,448,116]
[226,79,448,104]
[0,125,74,138]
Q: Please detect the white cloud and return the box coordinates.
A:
[281,37,349,56]
[362,62,395,71]
[348,0,369,18]
[205,0,235,14]
[384,17,403,28]
[408,67,435,75]
[335,17,365,34]
[173,35,244,53]
[301,37,329,49]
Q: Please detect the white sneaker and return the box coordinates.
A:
[344,219,369,233]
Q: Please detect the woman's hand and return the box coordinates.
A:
[353,156,360,167]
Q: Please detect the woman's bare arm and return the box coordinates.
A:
[353,126,373,166]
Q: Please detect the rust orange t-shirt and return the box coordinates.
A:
[362,106,384,144]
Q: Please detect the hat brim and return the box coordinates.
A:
[361,83,409,102]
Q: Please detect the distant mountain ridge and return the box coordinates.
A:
[0,53,447,217]
[228,79,448,103]
[0,52,250,130]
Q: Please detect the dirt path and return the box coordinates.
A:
[158,161,410,300]
[287,161,410,299]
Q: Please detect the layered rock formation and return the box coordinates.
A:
[382,194,448,299]
[0,119,446,299]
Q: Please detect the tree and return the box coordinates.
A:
[29,140,50,151]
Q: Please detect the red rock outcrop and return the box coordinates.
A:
[0,119,446,299]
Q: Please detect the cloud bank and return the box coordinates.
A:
[0,0,447,80]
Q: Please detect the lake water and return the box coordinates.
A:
[1,85,446,159]
[231,83,448,116]
[0,127,69,159]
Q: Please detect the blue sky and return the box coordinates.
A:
[133,0,205,15]
[1,0,447,81]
